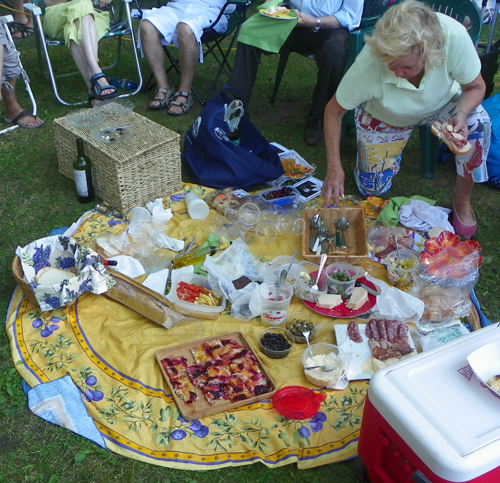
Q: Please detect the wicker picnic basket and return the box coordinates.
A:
[301,208,368,266]
[12,255,39,306]
[12,256,77,309]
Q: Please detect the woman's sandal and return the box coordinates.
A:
[149,87,175,111]
[167,91,193,116]
[89,73,119,101]
[8,22,26,35]
[13,26,34,39]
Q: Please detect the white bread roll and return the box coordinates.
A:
[35,267,75,285]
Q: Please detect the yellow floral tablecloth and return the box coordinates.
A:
[6,184,467,470]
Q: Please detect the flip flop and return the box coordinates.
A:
[4,110,44,129]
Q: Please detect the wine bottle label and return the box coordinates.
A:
[74,169,90,197]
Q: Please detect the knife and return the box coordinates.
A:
[355,281,380,297]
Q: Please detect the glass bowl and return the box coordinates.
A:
[284,312,318,344]
[301,343,346,387]
[65,108,106,128]
[93,98,135,117]
[259,327,294,359]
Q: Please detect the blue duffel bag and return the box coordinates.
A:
[183,86,284,190]
[482,93,500,189]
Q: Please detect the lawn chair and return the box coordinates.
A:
[0,14,38,135]
[24,0,143,106]
[143,0,249,106]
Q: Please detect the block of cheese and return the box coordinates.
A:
[346,287,368,310]
[317,294,343,309]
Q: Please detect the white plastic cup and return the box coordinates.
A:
[185,192,209,220]
[129,206,151,223]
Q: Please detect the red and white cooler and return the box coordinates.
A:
[358,323,500,483]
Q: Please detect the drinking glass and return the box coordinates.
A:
[366,219,390,255]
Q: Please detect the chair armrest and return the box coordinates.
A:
[24,3,43,15]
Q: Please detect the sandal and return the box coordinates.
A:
[8,22,26,35]
[149,87,175,111]
[89,73,119,101]
[13,26,34,40]
[167,91,193,116]
[88,93,99,108]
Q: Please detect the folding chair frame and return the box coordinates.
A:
[0,14,37,135]
[24,0,143,106]
[144,0,248,106]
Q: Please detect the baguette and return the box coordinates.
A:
[431,121,472,155]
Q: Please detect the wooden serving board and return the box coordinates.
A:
[155,331,277,421]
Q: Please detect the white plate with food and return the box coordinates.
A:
[334,319,416,380]
[467,340,500,397]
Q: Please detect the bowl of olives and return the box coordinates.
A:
[284,312,318,344]
[259,327,294,359]
[325,262,364,299]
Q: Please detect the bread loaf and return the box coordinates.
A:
[35,267,75,285]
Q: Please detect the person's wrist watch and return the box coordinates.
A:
[312,18,321,33]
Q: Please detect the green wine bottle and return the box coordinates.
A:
[73,138,95,204]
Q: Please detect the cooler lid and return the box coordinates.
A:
[369,323,500,482]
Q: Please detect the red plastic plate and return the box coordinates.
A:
[272,386,325,420]
[303,277,376,318]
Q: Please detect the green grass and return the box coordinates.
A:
[1,7,500,482]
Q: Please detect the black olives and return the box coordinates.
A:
[260,332,292,359]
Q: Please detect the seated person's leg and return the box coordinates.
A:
[10,0,34,39]
[353,107,412,197]
[140,17,175,110]
[1,31,43,128]
[167,22,197,116]
[70,15,118,101]
[227,42,263,112]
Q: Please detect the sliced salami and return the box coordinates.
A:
[385,320,399,342]
[365,322,373,339]
[369,319,381,341]
[347,320,363,343]
[376,319,388,341]
[397,322,409,336]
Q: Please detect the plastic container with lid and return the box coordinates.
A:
[172,273,226,320]
[259,186,300,210]
[294,260,327,303]
[358,323,500,483]
[325,262,364,299]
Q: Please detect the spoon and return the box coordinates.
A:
[311,253,327,291]
[305,364,334,372]
[338,217,349,249]
[276,269,287,297]
[309,214,320,251]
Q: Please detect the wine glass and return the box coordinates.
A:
[366,220,390,255]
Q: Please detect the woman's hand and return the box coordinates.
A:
[322,166,345,207]
[446,110,469,141]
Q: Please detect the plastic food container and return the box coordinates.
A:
[301,343,346,388]
[264,255,300,287]
[259,281,294,327]
[284,312,318,344]
[259,327,294,359]
[385,248,419,287]
[294,260,327,303]
[259,187,300,209]
[172,273,226,320]
[325,262,364,299]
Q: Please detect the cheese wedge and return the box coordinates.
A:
[346,287,368,310]
[317,294,343,309]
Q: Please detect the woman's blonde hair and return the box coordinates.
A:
[364,0,447,71]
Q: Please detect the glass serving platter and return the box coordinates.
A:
[65,108,107,128]
[93,98,135,117]
[91,122,134,144]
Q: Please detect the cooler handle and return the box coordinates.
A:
[412,471,431,483]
